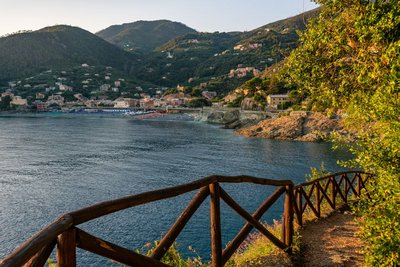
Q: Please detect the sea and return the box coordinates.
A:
[0,113,350,265]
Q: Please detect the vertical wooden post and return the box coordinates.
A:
[297,189,303,227]
[330,177,336,209]
[315,182,321,218]
[210,183,222,267]
[356,174,362,196]
[281,213,286,245]
[56,228,76,267]
[284,185,294,253]
[344,174,348,201]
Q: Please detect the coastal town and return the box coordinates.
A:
[0,63,290,113]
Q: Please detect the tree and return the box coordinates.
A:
[190,88,202,97]
[0,95,11,111]
[282,0,400,265]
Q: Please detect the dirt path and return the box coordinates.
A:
[298,210,365,267]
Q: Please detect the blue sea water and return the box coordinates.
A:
[0,114,350,265]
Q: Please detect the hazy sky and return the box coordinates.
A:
[0,0,319,36]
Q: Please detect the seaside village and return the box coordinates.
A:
[0,64,290,112]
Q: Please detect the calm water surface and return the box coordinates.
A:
[0,114,350,265]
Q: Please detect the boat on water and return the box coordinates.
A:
[122,110,155,116]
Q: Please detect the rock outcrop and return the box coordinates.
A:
[237,112,343,142]
[205,109,240,124]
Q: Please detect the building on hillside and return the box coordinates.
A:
[1,91,14,98]
[74,94,88,103]
[59,84,73,92]
[114,98,139,108]
[47,95,65,105]
[139,98,155,109]
[153,99,167,107]
[36,93,45,99]
[34,101,47,112]
[45,87,56,93]
[100,84,111,92]
[11,96,28,106]
[202,91,217,100]
[267,94,290,109]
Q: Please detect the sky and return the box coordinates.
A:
[0,0,319,36]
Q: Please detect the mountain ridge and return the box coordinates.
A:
[96,20,197,52]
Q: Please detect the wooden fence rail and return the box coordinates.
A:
[0,172,371,267]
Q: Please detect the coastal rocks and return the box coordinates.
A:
[237,112,342,142]
[198,108,270,129]
[224,118,260,129]
[205,109,240,124]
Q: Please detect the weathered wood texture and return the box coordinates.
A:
[24,239,56,267]
[56,228,76,267]
[1,215,73,267]
[293,172,371,226]
[76,228,169,267]
[210,183,222,267]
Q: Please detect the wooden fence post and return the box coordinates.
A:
[56,228,76,267]
[297,189,303,227]
[210,182,222,267]
[344,174,349,201]
[357,173,362,196]
[315,182,321,217]
[331,177,336,209]
[284,184,294,253]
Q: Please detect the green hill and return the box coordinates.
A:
[0,9,320,97]
[132,8,321,95]
[0,25,137,82]
[96,20,197,52]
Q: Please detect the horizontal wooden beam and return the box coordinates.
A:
[294,171,369,189]
[25,239,56,267]
[1,215,73,267]
[76,228,169,267]
[69,175,292,225]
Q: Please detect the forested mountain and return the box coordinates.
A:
[132,9,320,95]
[96,20,197,52]
[0,9,320,96]
[0,25,138,82]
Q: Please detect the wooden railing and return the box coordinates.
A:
[293,171,372,227]
[0,172,371,267]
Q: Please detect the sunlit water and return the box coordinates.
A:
[0,114,350,265]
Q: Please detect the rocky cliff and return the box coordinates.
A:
[237,112,344,142]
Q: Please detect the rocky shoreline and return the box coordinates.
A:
[236,111,344,142]
[193,109,345,142]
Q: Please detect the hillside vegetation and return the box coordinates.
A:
[133,9,320,95]
[0,25,137,82]
[279,0,400,265]
[96,20,197,52]
[0,9,321,101]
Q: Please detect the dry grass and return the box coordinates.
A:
[226,220,295,267]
